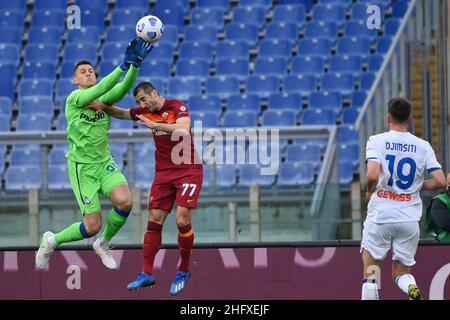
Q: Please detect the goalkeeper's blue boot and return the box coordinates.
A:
[127,272,156,291]
[170,270,191,296]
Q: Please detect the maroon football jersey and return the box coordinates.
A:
[130,99,202,170]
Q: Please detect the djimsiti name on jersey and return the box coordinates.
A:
[385,142,417,153]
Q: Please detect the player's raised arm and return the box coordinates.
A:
[87,102,132,120]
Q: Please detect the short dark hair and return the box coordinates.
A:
[133,82,156,97]
[388,98,412,123]
[73,60,94,74]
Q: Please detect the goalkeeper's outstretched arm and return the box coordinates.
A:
[88,102,132,120]
[99,65,139,105]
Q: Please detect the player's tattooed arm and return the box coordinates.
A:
[87,102,132,120]
[136,115,191,134]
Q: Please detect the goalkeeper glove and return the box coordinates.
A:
[130,37,154,68]
[120,38,139,70]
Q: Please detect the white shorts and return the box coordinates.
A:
[360,219,419,266]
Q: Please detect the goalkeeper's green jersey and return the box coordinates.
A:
[65,65,138,163]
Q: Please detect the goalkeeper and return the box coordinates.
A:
[36,38,153,270]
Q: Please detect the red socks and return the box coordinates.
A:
[178,223,194,272]
[142,221,162,275]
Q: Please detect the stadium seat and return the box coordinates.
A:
[238,165,275,188]
[337,125,359,144]
[78,9,106,29]
[48,165,71,190]
[352,91,367,108]
[286,144,322,169]
[309,91,342,111]
[304,21,339,38]
[302,108,336,125]
[35,0,67,10]
[0,97,12,116]
[60,61,78,78]
[391,0,410,18]
[216,58,249,79]
[152,6,185,30]
[232,7,266,29]
[312,4,346,22]
[345,20,378,38]
[49,148,67,166]
[110,118,134,130]
[319,0,352,6]
[184,25,218,43]
[19,96,54,115]
[115,0,148,8]
[384,18,401,36]
[298,38,332,57]
[188,95,221,112]
[0,0,27,12]
[290,56,325,76]
[215,165,236,188]
[16,114,52,131]
[368,54,384,71]
[64,43,97,63]
[206,76,240,99]
[191,7,225,30]
[0,11,24,31]
[157,25,179,46]
[67,27,101,44]
[19,79,53,97]
[351,2,385,20]
[278,162,315,187]
[267,92,301,111]
[75,0,109,14]
[225,23,259,48]
[360,72,376,91]
[0,79,15,100]
[322,73,356,95]
[10,149,41,167]
[0,44,19,65]
[135,165,156,189]
[339,143,359,167]
[278,0,313,11]
[190,111,220,128]
[227,94,260,111]
[240,0,272,10]
[283,74,317,95]
[139,60,172,78]
[262,110,297,126]
[376,36,393,54]
[254,57,287,77]
[339,161,354,186]
[102,42,126,61]
[245,75,279,98]
[57,115,67,130]
[265,22,299,44]
[342,107,361,124]
[216,41,249,60]
[179,41,214,62]
[106,26,135,42]
[31,9,66,29]
[22,62,56,79]
[6,166,42,190]
[115,96,136,109]
[0,28,22,44]
[337,37,371,58]
[329,55,363,76]
[272,4,306,23]
[223,110,258,127]
[25,44,59,63]
[147,42,174,62]
[167,78,202,101]
[197,0,229,11]
[99,59,120,77]
[28,27,62,44]
[294,137,328,152]
[155,0,190,15]
[112,9,144,26]
[0,114,10,131]
[258,39,292,58]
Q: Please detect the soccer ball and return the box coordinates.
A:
[136,15,163,43]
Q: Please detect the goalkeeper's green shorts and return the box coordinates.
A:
[67,158,128,214]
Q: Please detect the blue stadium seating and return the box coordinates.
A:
[384,18,401,36]
[240,0,273,10]
[391,0,409,18]
[48,165,71,190]
[0,97,12,116]
[60,61,77,78]
[245,75,279,98]
[25,44,59,63]
[216,58,249,79]
[135,165,156,189]
[302,109,336,125]
[115,0,148,8]
[157,25,179,46]
[110,118,134,130]
[351,2,385,21]
[272,4,306,23]
[75,0,109,14]
[215,165,236,188]
[294,137,328,152]
[265,22,299,44]
[191,7,225,30]
[298,38,332,57]
[31,10,66,29]
[179,42,214,62]
[167,78,202,101]
[197,0,230,12]
[238,165,275,188]
[322,73,356,95]
[376,36,393,54]
[339,143,359,167]
[16,114,52,131]
[206,76,240,99]
[112,9,145,26]
[19,96,54,115]
[368,54,384,71]
[286,144,322,169]
[223,110,258,127]
[190,111,220,128]
[290,56,325,76]
[344,20,379,38]
[6,166,42,190]
[0,115,9,131]
[258,39,292,58]
[233,7,266,29]
[319,0,352,6]
[309,91,342,111]
[64,43,97,63]
[188,95,221,112]
[184,25,217,43]
[342,107,361,124]
[22,62,56,80]
[155,0,190,15]
[67,27,101,44]
[0,11,24,31]
[77,9,106,29]
[152,6,185,30]
[352,91,367,108]
[99,59,120,77]
[337,125,359,144]
[360,72,376,91]
[0,28,22,44]
[216,41,249,60]
[283,74,317,96]
[49,149,67,166]
[278,162,315,187]
[106,26,135,42]
[34,0,68,10]
[278,0,313,11]
[139,60,172,78]
[28,27,62,44]
[225,23,259,48]
[0,79,15,100]
[329,55,363,76]
[19,79,53,97]
[102,42,126,61]
[262,110,297,126]
[10,149,41,167]
[254,57,287,77]
[337,37,371,57]
[304,21,339,38]
[312,3,346,22]
[115,96,136,109]
[339,162,354,186]
[0,0,27,12]
[268,92,301,111]
[227,94,260,111]
[147,42,174,62]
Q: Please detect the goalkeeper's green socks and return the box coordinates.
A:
[54,222,91,246]
[101,207,130,242]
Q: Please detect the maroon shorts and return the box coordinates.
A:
[148,167,203,211]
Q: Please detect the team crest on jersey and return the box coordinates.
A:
[162,112,169,121]
[180,106,187,111]
[106,164,115,172]
[83,196,92,205]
